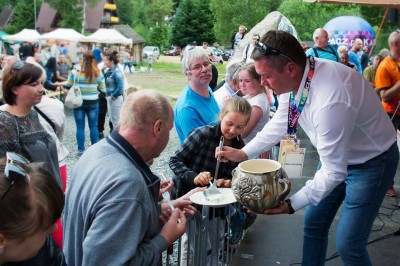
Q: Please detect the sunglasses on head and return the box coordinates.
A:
[11,61,26,71]
[1,152,30,200]
[255,41,294,62]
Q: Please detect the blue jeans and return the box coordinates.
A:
[123,63,132,73]
[73,102,99,152]
[302,143,399,266]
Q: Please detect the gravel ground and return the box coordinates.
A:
[63,104,179,184]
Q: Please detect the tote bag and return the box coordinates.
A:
[64,70,83,109]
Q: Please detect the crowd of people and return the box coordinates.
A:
[0,25,399,266]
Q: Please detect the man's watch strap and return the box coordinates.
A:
[285,199,295,214]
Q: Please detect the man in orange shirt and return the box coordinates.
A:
[375,30,400,197]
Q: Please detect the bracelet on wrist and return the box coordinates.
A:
[285,199,295,215]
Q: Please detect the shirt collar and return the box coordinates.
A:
[106,131,158,184]
[295,57,312,104]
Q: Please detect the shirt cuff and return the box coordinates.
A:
[289,188,310,211]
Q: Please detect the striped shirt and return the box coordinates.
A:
[66,69,106,101]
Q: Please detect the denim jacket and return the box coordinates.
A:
[105,65,124,98]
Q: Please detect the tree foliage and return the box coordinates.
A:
[2,0,395,55]
[44,0,102,33]
[0,0,18,10]
[149,24,170,50]
[115,0,135,26]
[279,0,361,41]
[171,0,215,48]
[4,0,42,33]
[148,0,173,24]
[210,0,282,46]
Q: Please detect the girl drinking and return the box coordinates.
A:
[239,62,270,144]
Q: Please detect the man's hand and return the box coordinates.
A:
[175,187,205,216]
[160,187,204,223]
[263,202,290,215]
[179,187,206,201]
[159,179,174,202]
[217,146,248,163]
[160,208,186,246]
[194,171,211,186]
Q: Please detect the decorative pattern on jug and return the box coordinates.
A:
[232,159,291,212]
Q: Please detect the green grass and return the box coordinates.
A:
[139,60,227,76]
[129,60,227,106]
[138,61,183,72]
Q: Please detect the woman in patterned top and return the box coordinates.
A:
[66,51,106,155]
[0,61,61,187]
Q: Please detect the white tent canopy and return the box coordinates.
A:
[80,29,132,45]
[40,28,84,42]
[2,29,41,42]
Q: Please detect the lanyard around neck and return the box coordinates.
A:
[287,56,315,135]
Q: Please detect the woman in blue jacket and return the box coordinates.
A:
[103,51,124,129]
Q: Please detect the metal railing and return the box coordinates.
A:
[163,202,242,266]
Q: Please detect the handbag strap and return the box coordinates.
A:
[73,69,80,86]
[34,106,56,132]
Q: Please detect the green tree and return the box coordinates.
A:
[115,0,134,26]
[0,0,18,10]
[359,6,391,52]
[149,24,169,50]
[148,0,173,24]
[171,0,215,48]
[211,0,282,46]
[45,0,102,33]
[5,0,42,33]
[278,0,361,41]
[130,0,151,41]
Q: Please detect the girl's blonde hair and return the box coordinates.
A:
[220,97,252,124]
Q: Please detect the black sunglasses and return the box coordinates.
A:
[1,152,30,200]
[255,41,293,62]
[11,61,26,71]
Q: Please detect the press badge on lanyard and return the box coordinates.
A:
[279,56,315,178]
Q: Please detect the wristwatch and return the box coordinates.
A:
[285,199,295,215]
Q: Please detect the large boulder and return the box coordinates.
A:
[230,11,298,64]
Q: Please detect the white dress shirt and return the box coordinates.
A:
[213,83,238,109]
[243,58,397,211]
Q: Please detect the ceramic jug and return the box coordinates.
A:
[232,159,291,212]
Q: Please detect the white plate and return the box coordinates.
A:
[190,188,237,207]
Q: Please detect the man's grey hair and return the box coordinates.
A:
[388,31,400,47]
[181,47,209,74]
[378,48,390,59]
[225,58,242,84]
[120,89,171,130]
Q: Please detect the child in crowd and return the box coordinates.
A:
[147,55,153,72]
[239,62,271,158]
[169,97,256,264]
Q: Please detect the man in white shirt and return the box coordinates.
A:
[242,33,261,63]
[219,30,398,265]
[213,59,242,108]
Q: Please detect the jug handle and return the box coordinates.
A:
[231,168,237,177]
[276,178,291,203]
